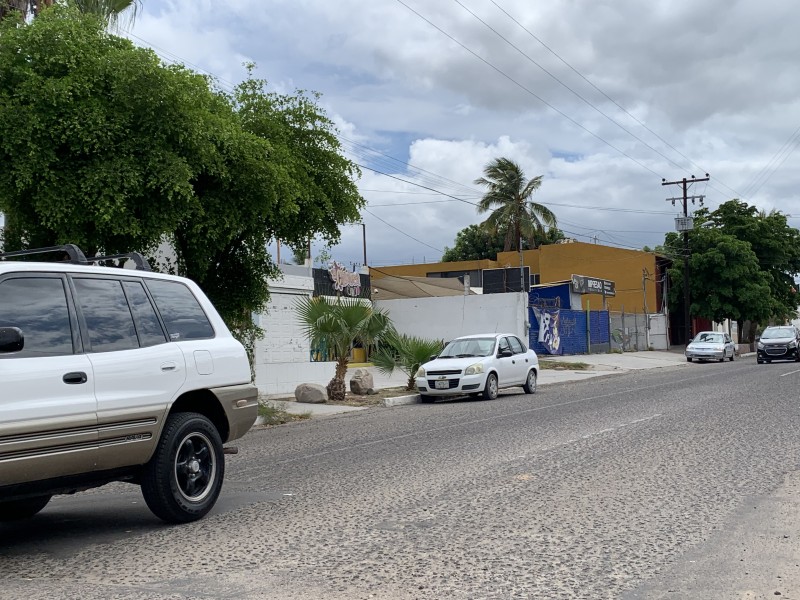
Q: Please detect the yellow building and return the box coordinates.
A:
[370,241,666,314]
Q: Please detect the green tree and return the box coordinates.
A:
[0,8,365,360]
[372,330,444,390]
[295,296,392,402]
[441,224,505,262]
[442,223,564,262]
[662,228,772,332]
[474,157,557,251]
[0,8,215,255]
[693,200,800,341]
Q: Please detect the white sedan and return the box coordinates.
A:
[415,333,539,403]
[685,331,736,362]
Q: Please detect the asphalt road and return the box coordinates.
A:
[3,358,800,599]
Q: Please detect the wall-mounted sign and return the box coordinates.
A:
[328,261,362,296]
[570,274,616,297]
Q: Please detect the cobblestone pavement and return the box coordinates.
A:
[2,357,800,599]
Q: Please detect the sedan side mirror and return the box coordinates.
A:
[0,327,24,353]
[498,348,513,358]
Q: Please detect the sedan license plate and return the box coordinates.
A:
[435,379,449,389]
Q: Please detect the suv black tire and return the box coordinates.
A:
[0,495,51,521]
[141,412,224,524]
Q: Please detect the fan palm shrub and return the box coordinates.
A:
[295,296,392,402]
[372,329,444,391]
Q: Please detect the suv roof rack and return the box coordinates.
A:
[0,245,151,271]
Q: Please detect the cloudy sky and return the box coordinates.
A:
[128,0,800,269]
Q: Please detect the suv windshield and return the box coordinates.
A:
[761,327,796,339]
[439,337,495,358]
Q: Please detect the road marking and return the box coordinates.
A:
[237,374,700,472]
[780,369,800,377]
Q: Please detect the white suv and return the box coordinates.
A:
[0,245,258,523]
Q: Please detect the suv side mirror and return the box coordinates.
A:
[0,327,24,353]
[429,354,439,361]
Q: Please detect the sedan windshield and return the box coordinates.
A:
[439,337,496,358]
[693,332,723,344]
[761,327,796,339]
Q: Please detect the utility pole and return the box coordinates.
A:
[662,174,710,345]
[360,223,367,267]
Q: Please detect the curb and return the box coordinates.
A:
[382,394,420,407]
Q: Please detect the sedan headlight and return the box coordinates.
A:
[415,366,426,378]
[464,362,484,376]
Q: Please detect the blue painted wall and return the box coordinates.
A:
[529,308,610,355]
[528,283,573,310]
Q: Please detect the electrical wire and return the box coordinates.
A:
[393,0,664,179]
[487,0,745,201]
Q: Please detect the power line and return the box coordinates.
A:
[393,0,664,179]
[454,0,691,174]
[741,125,800,199]
[487,0,745,201]
[362,208,444,254]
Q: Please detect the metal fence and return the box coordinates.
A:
[609,311,669,351]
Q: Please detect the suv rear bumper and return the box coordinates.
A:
[210,384,259,442]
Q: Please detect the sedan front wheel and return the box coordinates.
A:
[523,369,537,394]
[482,373,498,400]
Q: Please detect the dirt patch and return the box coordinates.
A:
[260,386,415,408]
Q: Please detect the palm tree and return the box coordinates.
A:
[0,0,34,21]
[1,0,140,27]
[371,330,444,391]
[474,157,557,251]
[68,0,140,29]
[295,296,392,402]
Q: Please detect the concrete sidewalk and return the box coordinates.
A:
[263,350,691,419]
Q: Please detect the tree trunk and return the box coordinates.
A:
[326,377,346,403]
[406,374,415,391]
[326,357,349,403]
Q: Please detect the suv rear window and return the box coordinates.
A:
[0,276,74,357]
[74,278,139,352]
[146,279,214,340]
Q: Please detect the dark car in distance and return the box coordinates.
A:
[757,326,800,363]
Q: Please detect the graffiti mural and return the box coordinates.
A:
[533,307,563,355]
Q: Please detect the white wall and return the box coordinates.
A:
[254,273,528,395]
[253,266,316,395]
[375,292,527,343]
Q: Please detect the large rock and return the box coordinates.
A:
[349,368,374,395]
[295,383,327,404]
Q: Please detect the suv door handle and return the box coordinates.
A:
[63,372,88,385]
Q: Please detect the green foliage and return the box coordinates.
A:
[442,223,565,262]
[695,200,800,322]
[0,8,365,362]
[474,157,557,252]
[0,1,139,28]
[442,224,505,262]
[0,7,206,254]
[295,297,392,401]
[662,228,772,326]
[371,330,444,390]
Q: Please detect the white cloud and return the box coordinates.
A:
[130,0,800,267]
